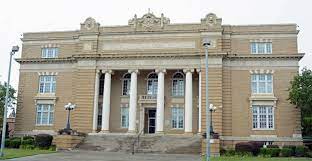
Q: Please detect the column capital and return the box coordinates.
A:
[183,69,195,73]
[155,69,166,74]
[196,68,201,73]
[128,69,139,74]
[101,69,113,74]
[96,69,101,74]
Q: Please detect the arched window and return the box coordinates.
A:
[172,72,184,96]
[147,72,158,96]
[122,73,131,96]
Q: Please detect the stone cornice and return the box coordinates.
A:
[226,53,304,60]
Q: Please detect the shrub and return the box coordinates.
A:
[10,139,21,148]
[248,141,265,156]
[235,142,253,154]
[5,139,10,148]
[223,149,236,156]
[295,146,308,157]
[35,134,53,148]
[22,136,34,140]
[21,139,34,146]
[280,148,292,157]
[283,145,296,156]
[5,137,21,149]
[235,151,253,157]
[305,151,312,158]
[260,148,281,157]
[49,145,56,151]
[267,145,279,148]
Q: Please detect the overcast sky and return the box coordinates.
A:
[0,0,311,90]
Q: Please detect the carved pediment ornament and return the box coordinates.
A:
[81,17,99,30]
[128,12,170,31]
[201,13,222,27]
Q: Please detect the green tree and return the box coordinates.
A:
[289,68,312,136]
[0,81,16,127]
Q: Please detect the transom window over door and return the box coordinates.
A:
[172,72,185,96]
[147,72,158,96]
[122,73,131,96]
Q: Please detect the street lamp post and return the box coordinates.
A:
[0,46,19,157]
[202,38,211,161]
[64,103,76,130]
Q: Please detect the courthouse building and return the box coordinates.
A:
[15,12,304,150]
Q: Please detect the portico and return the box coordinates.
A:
[91,67,201,135]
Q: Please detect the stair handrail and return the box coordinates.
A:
[131,128,144,155]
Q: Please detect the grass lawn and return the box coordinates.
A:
[0,149,55,160]
[203,156,312,161]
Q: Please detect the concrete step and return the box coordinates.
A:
[78,134,201,154]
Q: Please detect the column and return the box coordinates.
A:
[156,69,166,134]
[197,69,202,133]
[184,69,194,133]
[101,70,112,133]
[128,69,138,133]
[92,70,100,133]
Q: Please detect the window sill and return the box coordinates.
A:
[120,95,130,98]
[170,128,184,130]
[35,93,56,98]
[250,94,277,101]
[35,124,53,127]
[171,96,184,98]
[251,53,272,54]
[252,128,275,131]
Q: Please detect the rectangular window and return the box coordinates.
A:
[252,105,274,129]
[250,42,272,54]
[39,75,56,93]
[251,74,273,94]
[36,104,54,125]
[41,48,58,58]
[171,107,184,129]
[172,79,184,96]
[121,107,129,128]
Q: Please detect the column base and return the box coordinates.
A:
[184,132,194,136]
[92,130,98,133]
[155,131,164,135]
[127,130,136,134]
[100,130,110,133]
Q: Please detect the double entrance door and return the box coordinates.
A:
[144,108,156,134]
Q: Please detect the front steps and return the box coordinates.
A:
[77,134,201,154]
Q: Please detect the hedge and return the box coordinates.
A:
[283,145,296,156]
[295,146,308,157]
[280,148,292,157]
[266,145,279,148]
[5,137,21,149]
[34,134,53,149]
[260,148,281,157]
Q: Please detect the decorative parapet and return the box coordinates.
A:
[128,12,170,31]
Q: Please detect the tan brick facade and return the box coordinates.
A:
[15,12,304,153]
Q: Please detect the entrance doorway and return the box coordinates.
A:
[144,108,156,134]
